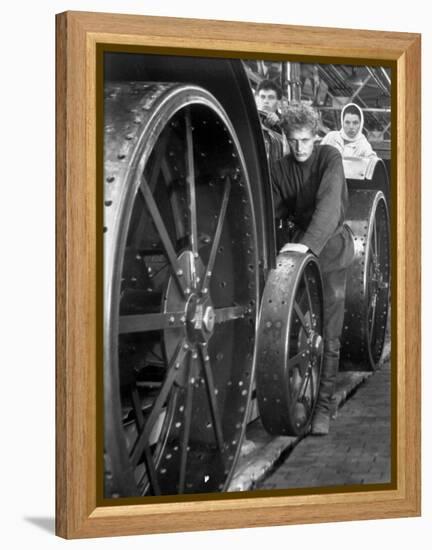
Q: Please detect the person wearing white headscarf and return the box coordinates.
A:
[321,103,377,159]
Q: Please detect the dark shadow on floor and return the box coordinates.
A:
[25,517,55,534]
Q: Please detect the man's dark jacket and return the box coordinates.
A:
[271,144,354,272]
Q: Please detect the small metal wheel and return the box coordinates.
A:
[341,190,390,370]
[104,82,259,497]
[256,253,324,436]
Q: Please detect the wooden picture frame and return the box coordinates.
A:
[56,10,421,539]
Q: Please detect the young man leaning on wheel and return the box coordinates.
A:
[270,103,355,435]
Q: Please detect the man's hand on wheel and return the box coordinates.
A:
[279,243,309,254]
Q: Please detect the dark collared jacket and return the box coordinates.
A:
[271,144,354,273]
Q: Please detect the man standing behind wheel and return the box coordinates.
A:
[270,103,354,435]
[256,79,283,133]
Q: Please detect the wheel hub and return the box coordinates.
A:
[310,333,323,359]
[185,294,215,343]
[164,250,217,350]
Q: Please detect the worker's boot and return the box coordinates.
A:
[311,410,331,435]
[311,355,339,435]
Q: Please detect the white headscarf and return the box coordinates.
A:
[340,103,364,142]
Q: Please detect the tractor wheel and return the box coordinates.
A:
[256,253,324,436]
[104,82,260,496]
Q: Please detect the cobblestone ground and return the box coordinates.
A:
[256,359,391,489]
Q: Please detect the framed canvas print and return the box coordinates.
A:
[55,11,421,539]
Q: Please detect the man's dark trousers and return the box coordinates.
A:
[317,266,348,414]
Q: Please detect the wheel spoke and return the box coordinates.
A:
[149,261,170,280]
[131,387,145,430]
[148,131,170,192]
[185,108,198,260]
[160,159,186,240]
[309,365,316,401]
[143,444,161,496]
[130,341,187,466]
[199,344,225,453]
[139,176,185,296]
[294,301,310,335]
[303,273,314,319]
[286,351,305,370]
[291,354,310,379]
[368,296,377,341]
[133,132,170,248]
[178,356,194,494]
[119,312,184,334]
[300,392,312,419]
[202,177,232,292]
[294,369,311,403]
[214,305,248,324]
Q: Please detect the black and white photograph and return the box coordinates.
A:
[103,52,392,499]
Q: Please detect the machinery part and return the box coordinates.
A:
[341,190,390,370]
[344,156,390,203]
[104,82,260,496]
[256,253,324,436]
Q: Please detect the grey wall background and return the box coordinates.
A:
[1,0,429,547]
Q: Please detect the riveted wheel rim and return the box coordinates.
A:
[363,196,390,366]
[341,190,390,370]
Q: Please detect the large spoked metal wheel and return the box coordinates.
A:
[341,190,390,370]
[104,82,259,497]
[256,253,324,436]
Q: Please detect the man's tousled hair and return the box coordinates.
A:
[281,103,319,135]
